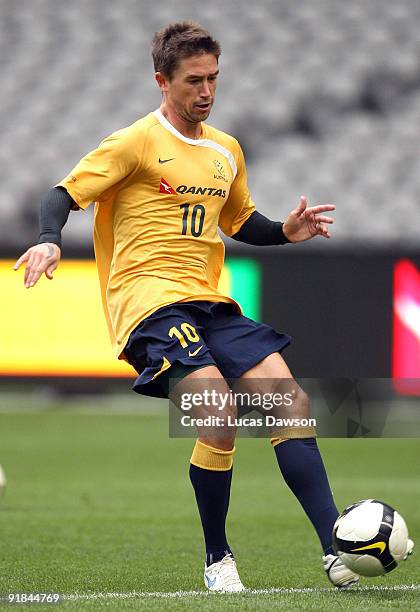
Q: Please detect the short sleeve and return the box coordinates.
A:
[56,129,139,209]
[218,143,256,237]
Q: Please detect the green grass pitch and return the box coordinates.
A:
[0,404,419,610]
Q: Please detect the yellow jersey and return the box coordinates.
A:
[58,110,256,357]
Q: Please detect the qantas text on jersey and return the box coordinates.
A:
[175,185,227,198]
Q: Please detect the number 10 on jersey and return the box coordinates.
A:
[180,204,205,237]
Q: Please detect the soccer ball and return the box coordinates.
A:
[332,499,409,577]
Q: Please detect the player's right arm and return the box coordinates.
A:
[14,126,140,288]
[14,186,75,288]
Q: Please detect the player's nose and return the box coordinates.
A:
[200,80,211,98]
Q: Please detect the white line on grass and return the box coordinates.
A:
[64,584,420,601]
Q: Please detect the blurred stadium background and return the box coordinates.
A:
[0,1,419,605]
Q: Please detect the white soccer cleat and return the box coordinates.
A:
[204,554,245,592]
[323,553,360,589]
[404,538,414,560]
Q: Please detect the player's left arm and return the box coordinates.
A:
[220,142,335,244]
[232,194,335,244]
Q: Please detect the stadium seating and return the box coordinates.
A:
[2,0,420,247]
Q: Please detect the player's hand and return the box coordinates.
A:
[14,243,61,288]
[283,196,335,243]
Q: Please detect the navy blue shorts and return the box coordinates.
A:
[124,301,291,398]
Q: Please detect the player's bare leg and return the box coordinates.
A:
[237,353,359,588]
[169,365,245,592]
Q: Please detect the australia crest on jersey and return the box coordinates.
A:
[213,159,228,183]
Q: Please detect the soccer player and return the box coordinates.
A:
[14,22,358,591]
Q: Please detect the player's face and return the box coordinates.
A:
[158,53,219,124]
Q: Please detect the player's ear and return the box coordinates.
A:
[155,71,169,92]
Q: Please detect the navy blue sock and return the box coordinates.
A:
[189,464,233,566]
[274,438,339,554]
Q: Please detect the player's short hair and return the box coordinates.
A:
[152,21,221,79]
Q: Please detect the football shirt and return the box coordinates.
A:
[58,110,256,357]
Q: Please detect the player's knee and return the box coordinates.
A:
[293,386,310,419]
[268,380,310,419]
[192,399,237,449]
[208,402,237,448]
[198,407,237,450]
[268,387,314,445]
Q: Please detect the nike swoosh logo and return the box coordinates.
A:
[188,345,203,357]
[350,541,386,554]
[205,574,217,588]
[159,157,175,164]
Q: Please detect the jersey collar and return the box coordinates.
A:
[154,108,206,144]
[153,109,237,179]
